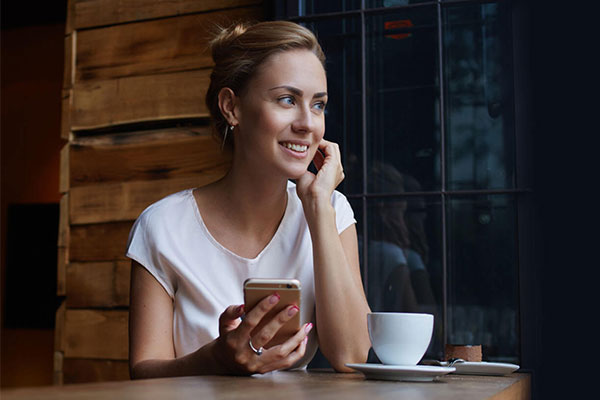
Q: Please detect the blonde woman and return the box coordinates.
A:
[126,21,371,378]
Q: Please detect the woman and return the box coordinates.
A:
[126,21,371,378]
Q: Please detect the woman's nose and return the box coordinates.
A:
[291,105,315,133]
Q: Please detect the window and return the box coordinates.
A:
[276,0,529,364]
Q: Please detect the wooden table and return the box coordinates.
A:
[2,370,530,400]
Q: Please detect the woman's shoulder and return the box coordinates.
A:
[126,188,195,262]
[136,188,195,224]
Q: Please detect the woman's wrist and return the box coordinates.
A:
[301,195,335,227]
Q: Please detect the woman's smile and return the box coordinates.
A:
[279,140,311,159]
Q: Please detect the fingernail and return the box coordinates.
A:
[236,304,245,314]
[269,293,280,304]
[288,305,299,316]
[302,336,308,344]
[304,322,313,333]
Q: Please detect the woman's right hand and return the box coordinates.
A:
[212,293,313,375]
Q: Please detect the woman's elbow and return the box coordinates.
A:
[129,362,144,380]
[328,346,370,372]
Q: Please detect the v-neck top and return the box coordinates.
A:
[126,181,356,368]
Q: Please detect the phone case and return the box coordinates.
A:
[243,278,301,348]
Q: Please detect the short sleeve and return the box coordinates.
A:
[125,205,176,298]
[331,190,357,234]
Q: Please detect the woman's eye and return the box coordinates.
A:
[279,96,295,106]
[313,101,326,112]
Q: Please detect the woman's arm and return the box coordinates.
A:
[129,261,312,378]
[129,261,225,378]
[297,140,372,372]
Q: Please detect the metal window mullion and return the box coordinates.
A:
[437,0,449,350]
[360,0,369,291]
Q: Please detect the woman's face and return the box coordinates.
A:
[233,49,327,180]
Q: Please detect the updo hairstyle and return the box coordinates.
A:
[205,21,326,148]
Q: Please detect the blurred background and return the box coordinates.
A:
[1,1,590,398]
[1,0,66,387]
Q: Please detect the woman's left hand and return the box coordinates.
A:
[296,139,345,205]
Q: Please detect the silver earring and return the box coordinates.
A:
[221,125,233,151]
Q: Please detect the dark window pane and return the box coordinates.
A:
[366,6,441,193]
[306,18,362,194]
[443,2,515,190]
[367,0,433,8]
[348,196,365,272]
[363,193,443,359]
[447,194,519,363]
[302,0,361,14]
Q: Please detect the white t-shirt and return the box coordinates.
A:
[125,181,356,368]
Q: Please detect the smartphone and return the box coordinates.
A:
[243,278,301,348]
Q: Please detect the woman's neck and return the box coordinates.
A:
[202,158,290,235]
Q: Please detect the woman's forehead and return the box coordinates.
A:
[251,49,327,93]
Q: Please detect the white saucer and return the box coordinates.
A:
[423,360,521,375]
[438,361,520,376]
[345,363,455,382]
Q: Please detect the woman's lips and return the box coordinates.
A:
[279,141,310,159]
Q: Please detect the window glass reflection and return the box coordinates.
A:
[447,194,518,362]
[444,2,515,190]
[361,164,443,359]
[366,7,441,192]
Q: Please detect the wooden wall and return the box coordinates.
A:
[55,0,264,384]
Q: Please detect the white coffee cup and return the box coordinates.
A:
[368,312,434,365]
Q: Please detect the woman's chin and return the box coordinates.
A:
[286,167,310,181]
[287,171,306,181]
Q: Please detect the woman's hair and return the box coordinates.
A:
[205,21,326,147]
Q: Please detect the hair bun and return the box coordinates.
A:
[209,23,248,64]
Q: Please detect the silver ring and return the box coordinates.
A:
[248,339,263,356]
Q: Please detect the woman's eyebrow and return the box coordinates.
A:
[269,85,303,96]
[269,85,327,99]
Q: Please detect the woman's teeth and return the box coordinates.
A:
[282,142,308,152]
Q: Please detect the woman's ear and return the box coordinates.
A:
[217,87,239,126]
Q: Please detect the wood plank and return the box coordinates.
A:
[53,352,64,385]
[63,359,130,383]
[66,261,131,308]
[71,69,210,130]
[76,6,262,82]
[58,194,69,247]
[70,221,132,262]
[61,88,71,140]
[71,0,263,30]
[59,144,70,194]
[69,127,230,186]
[489,373,531,400]
[54,301,66,352]
[57,246,68,296]
[64,310,128,359]
[69,173,227,225]
[65,0,75,34]
[71,125,210,146]
[63,33,74,89]
[0,370,532,399]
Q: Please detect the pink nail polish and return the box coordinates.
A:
[288,305,299,316]
[304,322,313,333]
[237,304,245,314]
[269,293,280,304]
[302,336,308,345]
